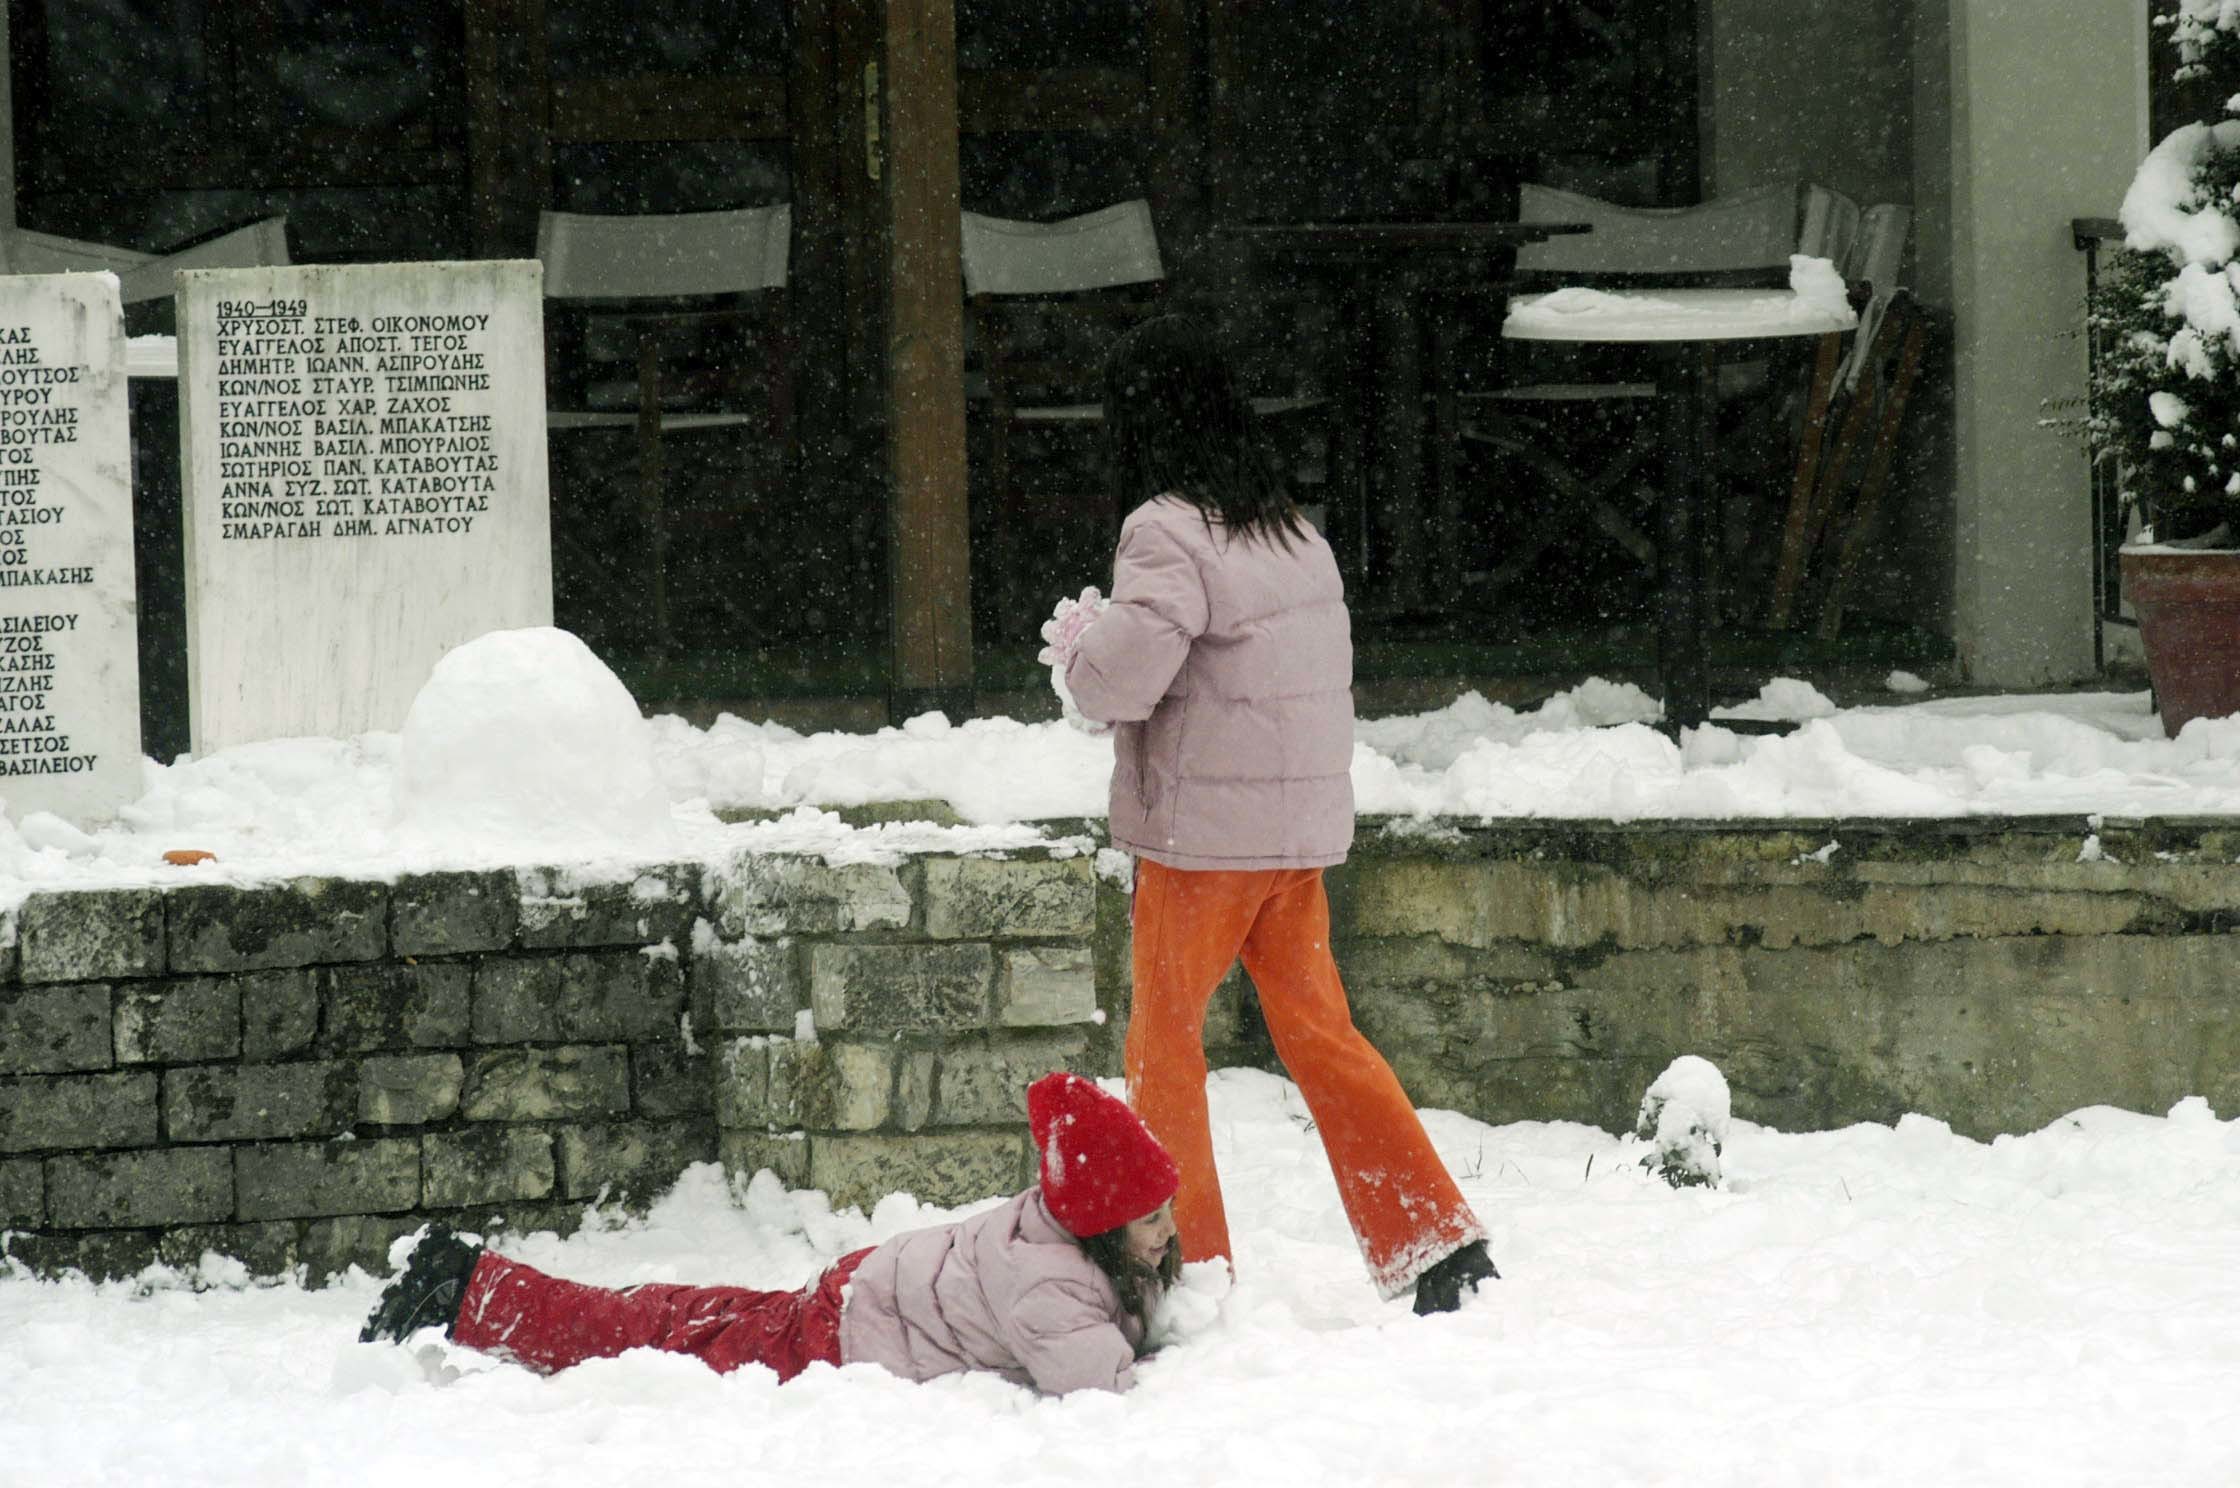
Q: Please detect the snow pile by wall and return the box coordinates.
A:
[394,627,673,848]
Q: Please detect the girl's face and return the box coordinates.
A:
[1121,1200,1177,1268]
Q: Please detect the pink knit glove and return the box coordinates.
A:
[1036,587,1107,667]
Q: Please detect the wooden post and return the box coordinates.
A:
[635,330,671,653]
[1766,333,1844,629]
[464,0,551,258]
[789,0,861,614]
[1204,3,1248,230]
[880,0,975,722]
[1145,0,1199,257]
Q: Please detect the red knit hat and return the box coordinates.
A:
[1027,1072,1179,1238]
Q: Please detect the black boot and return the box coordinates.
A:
[1412,1240,1500,1316]
[359,1224,484,1343]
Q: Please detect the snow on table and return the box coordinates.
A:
[1504,285,1857,342]
[1505,253,1858,343]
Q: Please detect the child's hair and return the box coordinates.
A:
[1077,1225,1183,1339]
[1102,313,1308,549]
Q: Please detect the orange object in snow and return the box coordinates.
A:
[162,849,216,866]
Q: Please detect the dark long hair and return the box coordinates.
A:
[1077,1224,1182,1341]
[1103,313,1307,548]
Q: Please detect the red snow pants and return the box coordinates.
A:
[452,1247,873,1380]
[1125,859,1486,1299]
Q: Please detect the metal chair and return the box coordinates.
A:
[1511,182,1800,278]
[536,204,792,653]
[961,199,1334,632]
[0,216,291,331]
[960,200,1167,632]
[1440,183,1805,607]
[0,226,149,280]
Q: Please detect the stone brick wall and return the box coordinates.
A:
[703,854,1100,1212]
[1316,817,2240,1141]
[0,850,1103,1282]
[7,818,2235,1282]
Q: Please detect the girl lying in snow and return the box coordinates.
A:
[359,1072,1182,1396]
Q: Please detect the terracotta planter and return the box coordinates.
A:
[2120,546,2240,735]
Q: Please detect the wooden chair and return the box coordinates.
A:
[1766,201,1925,637]
[960,200,1167,632]
[1442,183,1803,604]
[536,205,792,653]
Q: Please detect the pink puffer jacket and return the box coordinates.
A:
[1066,494,1355,870]
[838,1187,1151,1395]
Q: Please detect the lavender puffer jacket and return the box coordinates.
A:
[838,1187,1150,1395]
[1066,495,1355,870]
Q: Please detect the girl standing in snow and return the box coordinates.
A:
[360,1072,1180,1396]
[1049,314,1497,1314]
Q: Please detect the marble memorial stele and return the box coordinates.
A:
[178,259,552,754]
[0,270,141,822]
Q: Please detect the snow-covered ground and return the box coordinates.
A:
[3,1069,2235,1487]
[3,638,2237,905]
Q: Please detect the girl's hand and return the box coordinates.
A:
[1036,587,1108,668]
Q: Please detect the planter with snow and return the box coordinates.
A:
[2076,28,2240,715]
[2120,546,2240,734]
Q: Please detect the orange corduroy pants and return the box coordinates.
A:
[1124,858,1486,1299]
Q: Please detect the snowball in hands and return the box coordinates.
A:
[395,627,673,845]
[1037,586,1106,667]
[1039,587,1111,735]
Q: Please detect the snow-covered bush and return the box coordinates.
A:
[2169,0,2240,79]
[2082,6,2240,545]
[2093,124,2240,544]
[1634,1055,1731,1190]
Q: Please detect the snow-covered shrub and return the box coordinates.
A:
[2078,6,2240,544]
[1634,1055,1731,1190]
[2091,124,2240,544]
[2169,0,2240,79]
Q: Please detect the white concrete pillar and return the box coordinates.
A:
[1943,0,2147,686]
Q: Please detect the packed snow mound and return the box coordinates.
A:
[0,675,2235,893]
[1787,253,1849,319]
[394,627,673,847]
[1635,1054,1732,1189]
[1715,676,1839,722]
[647,711,776,813]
